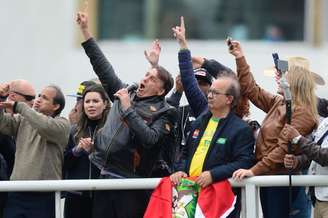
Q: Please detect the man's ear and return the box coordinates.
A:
[157,88,165,96]
[53,104,60,113]
[226,95,234,105]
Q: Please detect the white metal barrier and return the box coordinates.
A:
[0,175,327,218]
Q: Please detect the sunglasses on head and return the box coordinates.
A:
[12,91,35,101]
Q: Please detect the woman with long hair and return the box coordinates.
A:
[230,41,318,218]
[63,84,110,218]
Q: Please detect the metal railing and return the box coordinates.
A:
[0,175,327,218]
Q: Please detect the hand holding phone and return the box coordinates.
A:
[227,36,234,50]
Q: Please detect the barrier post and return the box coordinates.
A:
[245,183,258,218]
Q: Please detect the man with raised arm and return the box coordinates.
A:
[76,11,176,218]
[0,84,69,218]
[169,17,255,217]
[0,80,36,217]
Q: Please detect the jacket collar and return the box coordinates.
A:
[133,94,164,103]
[201,110,234,123]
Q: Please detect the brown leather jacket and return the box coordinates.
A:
[236,57,317,175]
[296,137,328,169]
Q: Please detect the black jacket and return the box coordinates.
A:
[64,124,100,181]
[82,38,176,178]
[166,91,196,171]
[179,111,255,182]
[63,124,100,197]
[0,134,15,177]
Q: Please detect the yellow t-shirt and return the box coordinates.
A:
[189,117,219,176]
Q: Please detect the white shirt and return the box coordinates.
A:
[309,117,328,201]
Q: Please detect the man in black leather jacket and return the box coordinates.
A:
[77,11,176,218]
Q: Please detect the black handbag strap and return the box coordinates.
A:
[317,130,328,146]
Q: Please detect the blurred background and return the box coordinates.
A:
[0,0,327,121]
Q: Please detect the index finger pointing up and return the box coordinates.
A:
[180,16,185,29]
[83,0,89,12]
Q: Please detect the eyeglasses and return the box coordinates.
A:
[11,91,35,101]
[207,89,229,97]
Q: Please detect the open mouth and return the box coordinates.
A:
[138,83,145,91]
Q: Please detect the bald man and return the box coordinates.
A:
[7,80,35,107]
[0,80,36,175]
[0,80,35,216]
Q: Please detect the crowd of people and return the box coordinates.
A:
[0,10,328,218]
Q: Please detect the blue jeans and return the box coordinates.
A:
[290,187,312,218]
[260,186,300,218]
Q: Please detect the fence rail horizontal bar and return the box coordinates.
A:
[0,175,327,192]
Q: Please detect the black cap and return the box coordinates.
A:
[202,59,234,78]
[67,80,97,99]
[318,97,328,118]
[194,68,213,85]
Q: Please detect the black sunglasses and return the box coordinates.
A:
[12,91,35,101]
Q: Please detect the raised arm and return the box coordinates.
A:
[77,11,124,101]
[144,39,161,68]
[229,40,279,113]
[76,8,92,41]
[1,101,70,145]
[0,103,21,137]
[172,17,208,117]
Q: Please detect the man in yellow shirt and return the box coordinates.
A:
[170,76,254,187]
[170,16,255,217]
[169,75,255,217]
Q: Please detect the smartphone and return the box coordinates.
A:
[277,60,288,73]
[227,36,233,49]
[272,53,279,69]
[272,53,281,76]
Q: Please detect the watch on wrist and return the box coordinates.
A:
[0,95,8,101]
[292,135,302,144]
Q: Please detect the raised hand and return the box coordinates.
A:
[68,101,82,124]
[0,101,15,115]
[274,69,281,86]
[76,12,88,30]
[0,101,14,110]
[0,83,10,97]
[76,1,91,40]
[191,56,205,69]
[144,39,161,67]
[227,40,244,59]
[172,16,188,49]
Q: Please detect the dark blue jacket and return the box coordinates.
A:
[179,111,255,182]
[178,49,208,117]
